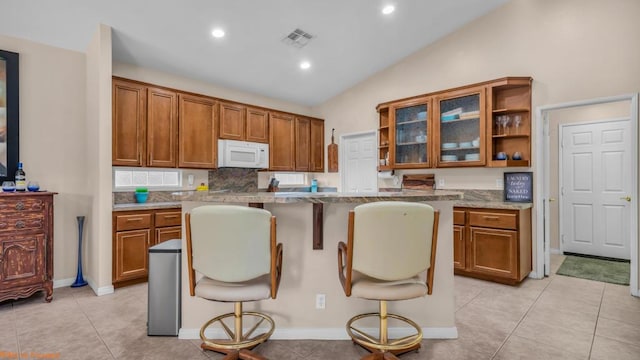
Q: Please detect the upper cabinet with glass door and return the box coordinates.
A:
[389,97,431,169]
[434,87,486,167]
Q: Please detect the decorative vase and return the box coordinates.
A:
[71,216,88,288]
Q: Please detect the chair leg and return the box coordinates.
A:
[238,349,269,360]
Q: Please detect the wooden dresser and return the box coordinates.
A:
[0,192,55,302]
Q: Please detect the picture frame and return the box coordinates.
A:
[0,49,19,182]
[504,171,533,203]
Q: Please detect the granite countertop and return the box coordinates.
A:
[112,201,182,212]
[172,189,463,204]
[454,200,533,210]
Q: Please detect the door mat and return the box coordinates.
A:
[556,255,630,285]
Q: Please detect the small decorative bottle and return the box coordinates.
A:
[311,179,318,193]
[15,162,26,191]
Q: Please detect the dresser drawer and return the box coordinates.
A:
[468,211,517,230]
[0,197,45,213]
[116,213,152,231]
[0,213,45,232]
[155,211,181,227]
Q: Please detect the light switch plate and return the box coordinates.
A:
[188,174,195,186]
[496,178,503,189]
[438,179,445,187]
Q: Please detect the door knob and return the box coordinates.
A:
[549,198,556,202]
[620,196,631,202]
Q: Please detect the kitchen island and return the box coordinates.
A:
[173,190,463,340]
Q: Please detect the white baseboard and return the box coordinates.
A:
[86,277,114,296]
[550,248,562,255]
[179,326,458,340]
[53,278,75,288]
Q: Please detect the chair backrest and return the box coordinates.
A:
[352,202,436,281]
[189,205,272,282]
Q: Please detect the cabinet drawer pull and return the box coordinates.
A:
[15,221,25,228]
[162,215,179,219]
[126,218,144,222]
[483,216,500,220]
[0,222,7,229]
[15,202,25,210]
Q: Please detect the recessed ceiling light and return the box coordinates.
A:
[300,61,311,70]
[382,5,395,15]
[211,28,225,38]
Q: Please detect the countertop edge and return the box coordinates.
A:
[112,202,182,212]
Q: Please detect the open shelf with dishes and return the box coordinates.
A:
[377,106,391,170]
[487,78,532,167]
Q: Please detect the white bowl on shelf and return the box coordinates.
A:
[441,155,458,161]
[441,142,457,149]
[464,153,480,161]
[459,142,473,148]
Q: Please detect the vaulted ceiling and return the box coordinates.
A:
[0,0,509,105]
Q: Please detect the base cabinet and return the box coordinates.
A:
[454,207,531,284]
[0,193,55,303]
[112,208,181,287]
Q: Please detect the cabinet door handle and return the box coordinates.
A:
[15,221,25,229]
[126,218,144,222]
[15,202,25,210]
[483,216,500,220]
[0,222,7,229]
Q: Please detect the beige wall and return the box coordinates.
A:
[112,62,314,118]
[0,34,89,283]
[85,24,113,292]
[313,0,640,278]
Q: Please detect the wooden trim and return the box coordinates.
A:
[338,210,355,297]
[185,212,196,297]
[427,210,440,295]
[112,76,324,122]
[376,76,532,110]
[270,216,283,299]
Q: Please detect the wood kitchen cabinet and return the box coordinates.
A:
[295,116,310,171]
[376,77,531,170]
[487,77,532,167]
[178,93,217,169]
[0,193,56,303]
[269,112,296,171]
[112,208,181,288]
[219,101,270,143]
[454,207,531,285]
[112,78,178,167]
[309,118,325,172]
[433,86,486,167]
[113,79,146,166]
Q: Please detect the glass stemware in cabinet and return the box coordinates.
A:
[500,115,511,135]
[513,115,522,135]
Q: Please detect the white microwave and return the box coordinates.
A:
[218,139,269,169]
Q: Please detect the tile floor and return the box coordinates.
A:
[1,255,639,359]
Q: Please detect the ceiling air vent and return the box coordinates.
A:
[281,28,314,48]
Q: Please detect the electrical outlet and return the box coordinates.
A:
[188,174,195,186]
[438,179,445,188]
[315,294,326,309]
[496,178,504,189]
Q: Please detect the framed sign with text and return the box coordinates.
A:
[504,172,533,203]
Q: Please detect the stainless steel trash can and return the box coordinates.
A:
[148,239,181,336]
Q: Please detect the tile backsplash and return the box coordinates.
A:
[208,168,259,192]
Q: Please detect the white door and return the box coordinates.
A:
[560,119,632,260]
[342,132,377,193]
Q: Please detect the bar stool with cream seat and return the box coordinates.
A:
[337,202,439,360]
[186,205,283,360]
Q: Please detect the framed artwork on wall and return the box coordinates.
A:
[504,171,533,203]
[0,49,19,182]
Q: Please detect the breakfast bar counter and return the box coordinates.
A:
[174,190,462,340]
